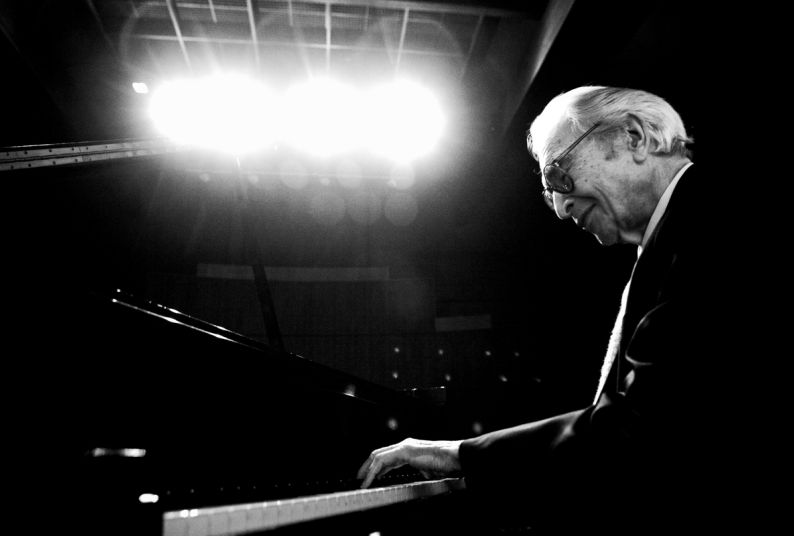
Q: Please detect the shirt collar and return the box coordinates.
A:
[638,162,693,256]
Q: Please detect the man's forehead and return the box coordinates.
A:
[540,121,576,164]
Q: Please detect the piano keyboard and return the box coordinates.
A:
[163,477,466,536]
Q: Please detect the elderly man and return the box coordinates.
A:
[357,87,753,533]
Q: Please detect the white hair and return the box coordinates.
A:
[527,86,693,162]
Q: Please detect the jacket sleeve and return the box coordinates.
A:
[459,229,730,524]
[457,295,718,526]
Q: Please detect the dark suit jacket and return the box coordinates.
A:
[458,165,759,533]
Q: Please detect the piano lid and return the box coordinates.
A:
[24,286,443,488]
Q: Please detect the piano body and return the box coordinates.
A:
[0,140,520,535]
[20,289,484,536]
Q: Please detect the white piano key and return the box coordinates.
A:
[163,514,188,536]
[244,503,264,532]
[261,500,278,529]
[164,478,466,536]
[296,498,316,522]
[207,507,229,536]
[276,499,295,526]
[315,496,329,518]
[325,495,342,517]
[186,511,209,536]
[227,507,246,534]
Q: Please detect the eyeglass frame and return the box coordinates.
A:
[541,122,601,209]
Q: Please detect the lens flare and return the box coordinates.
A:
[363,80,446,162]
[149,74,276,154]
[282,78,365,157]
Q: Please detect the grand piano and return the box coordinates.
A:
[18,287,484,536]
[0,133,523,534]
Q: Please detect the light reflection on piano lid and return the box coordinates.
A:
[101,291,431,409]
[109,297,235,342]
[162,478,466,536]
[88,447,146,458]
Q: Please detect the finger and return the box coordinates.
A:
[361,458,383,489]
[356,442,402,480]
[363,455,399,489]
[357,441,405,480]
[356,454,373,480]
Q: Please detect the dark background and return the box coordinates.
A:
[2,1,737,434]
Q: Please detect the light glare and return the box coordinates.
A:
[149,74,275,154]
[149,75,446,161]
[282,78,364,156]
[364,80,445,162]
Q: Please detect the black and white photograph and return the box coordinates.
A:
[2,1,766,535]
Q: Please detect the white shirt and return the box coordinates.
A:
[638,162,693,256]
[594,161,693,403]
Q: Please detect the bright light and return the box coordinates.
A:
[149,74,276,154]
[148,74,446,161]
[281,78,365,157]
[363,80,446,162]
[132,82,149,94]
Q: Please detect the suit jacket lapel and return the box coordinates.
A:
[595,166,694,400]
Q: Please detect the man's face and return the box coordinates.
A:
[540,122,656,246]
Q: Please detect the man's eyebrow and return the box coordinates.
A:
[546,148,568,166]
[556,153,573,167]
[544,144,563,164]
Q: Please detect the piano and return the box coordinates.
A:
[162,476,466,536]
[20,289,483,536]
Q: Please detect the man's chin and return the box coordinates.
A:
[592,231,618,246]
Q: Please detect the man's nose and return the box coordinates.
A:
[552,192,574,220]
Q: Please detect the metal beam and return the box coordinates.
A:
[84,0,116,53]
[207,0,218,23]
[165,0,191,68]
[168,0,530,20]
[246,0,261,68]
[132,33,463,57]
[325,2,332,73]
[499,0,575,136]
[459,14,483,81]
[0,139,189,172]
[331,0,529,18]
[288,0,294,26]
[395,8,409,72]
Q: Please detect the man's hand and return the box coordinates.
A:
[356,438,462,489]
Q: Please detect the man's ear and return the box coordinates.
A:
[625,114,649,162]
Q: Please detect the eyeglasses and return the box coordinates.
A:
[541,122,601,209]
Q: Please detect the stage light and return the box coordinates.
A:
[148,74,446,161]
[363,80,446,162]
[149,74,276,154]
[132,82,149,94]
[282,78,364,157]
